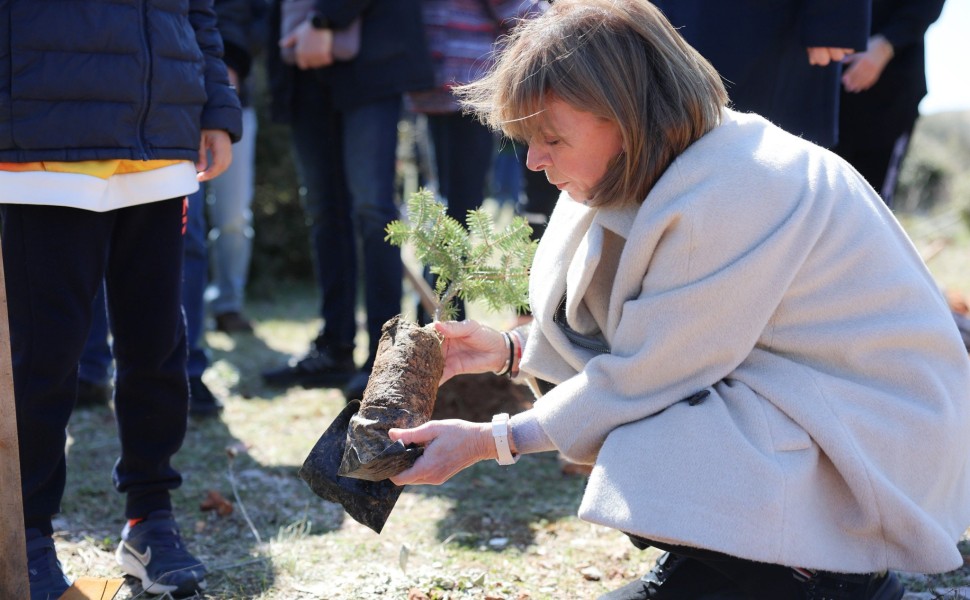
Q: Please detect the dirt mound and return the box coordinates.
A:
[433,373,534,422]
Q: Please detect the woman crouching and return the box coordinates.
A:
[389,1,970,598]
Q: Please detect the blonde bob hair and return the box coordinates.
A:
[457,0,727,207]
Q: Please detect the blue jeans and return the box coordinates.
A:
[426,111,496,225]
[207,106,256,315]
[182,187,209,378]
[423,111,496,322]
[1,200,188,533]
[291,72,403,365]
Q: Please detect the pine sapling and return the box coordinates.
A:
[300,189,539,533]
[385,187,537,321]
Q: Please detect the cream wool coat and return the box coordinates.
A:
[519,109,970,573]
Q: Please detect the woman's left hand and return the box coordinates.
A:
[388,420,495,485]
[841,35,894,93]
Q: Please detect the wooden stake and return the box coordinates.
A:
[0,248,28,597]
[402,261,438,318]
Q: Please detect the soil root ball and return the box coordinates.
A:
[339,316,444,481]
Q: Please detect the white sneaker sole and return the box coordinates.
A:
[115,544,207,596]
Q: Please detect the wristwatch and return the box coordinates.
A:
[491,413,520,465]
[309,12,331,29]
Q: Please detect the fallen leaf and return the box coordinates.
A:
[200,489,234,516]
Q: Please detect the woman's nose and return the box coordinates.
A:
[525,145,547,172]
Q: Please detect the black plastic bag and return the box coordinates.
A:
[298,400,417,533]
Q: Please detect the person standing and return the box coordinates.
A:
[263,0,434,400]
[651,0,870,148]
[208,0,269,333]
[408,0,544,322]
[833,0,946,207]
[0,1,242,597]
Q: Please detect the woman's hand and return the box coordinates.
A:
[841,35,894,93]
[806,46,854,66]
[434,320,510,384]
[279,21,334,70]
[389,420,495,485]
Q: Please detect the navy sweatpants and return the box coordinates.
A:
[0,199,189,534]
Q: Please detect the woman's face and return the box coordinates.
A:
[525,98,624,203]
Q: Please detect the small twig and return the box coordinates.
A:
[227,456,263,545]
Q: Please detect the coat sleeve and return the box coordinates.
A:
[191,0,244,141]
[799,0,870,51]
[877,0,946,51]
[315,0,374,29]
[531,140,876,464]
[215,0,268,80]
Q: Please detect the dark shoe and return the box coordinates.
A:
[189,376,223,417]
[214,311,253,334]
[599,552,743,600]
[27,529,71,600]
[798,570,904,600]
[262,344,355,388]
[342,369,370,401]
[76,379,112,407]
[116,510,207,597]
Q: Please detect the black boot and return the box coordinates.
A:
[598,552,745,600]
[262,337,356,388]
[797,570,904,600]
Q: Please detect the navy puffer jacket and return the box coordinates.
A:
[0,0,242,163]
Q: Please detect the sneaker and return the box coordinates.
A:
[797,569,904,600]
[26,529,71,600]
[262,343,355,388]
[189,376,223,417]
[598,552,743,600]
[116,510,207,597]
[76,379,112,407]
[214,311,253,334]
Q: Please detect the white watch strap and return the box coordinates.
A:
[491,413,520,465]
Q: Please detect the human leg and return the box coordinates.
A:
[183,187,222,416]
[106,198,189,515]
[422,112,496,322]
[1,203,113,598]
[427,111,495,225]
[0,203,112,534]
[208,106,257,330]
[602,536,904,600]
[262,73,356,387]
[341,95,404,395]
[105,198,206,594]
[77,282,114,406]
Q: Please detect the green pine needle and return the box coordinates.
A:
[385,188,538,322]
